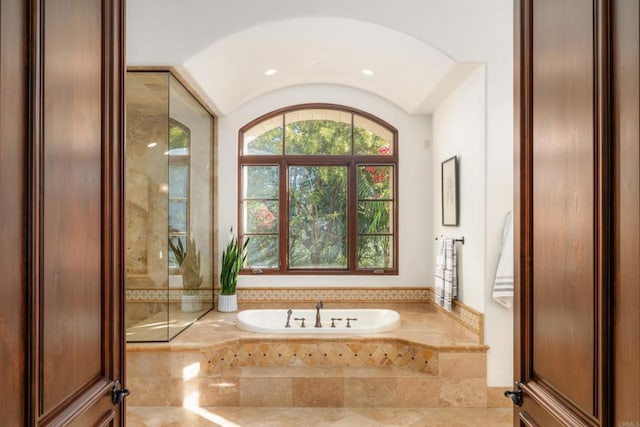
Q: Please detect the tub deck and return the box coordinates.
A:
[127,302,482,351]
[126,302,504,409]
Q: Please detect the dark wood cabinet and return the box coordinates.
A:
[515,0,640,425]
[0,0,125,425]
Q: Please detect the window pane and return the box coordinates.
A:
[358,201,393,234]
[243,115,283,155]
[169,122,190,155]
[245,235,279,268]
[289,166,347,269]
[357,165,394,199]
[168,235,186,269]
[285,109,352,155]
[244,200,279,233]
[168,165,188,198]
[354,115,393,155]
[357,235,393,269]
[169,200,187,233]
[243,166,279,199]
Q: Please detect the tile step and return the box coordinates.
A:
[212,365,436,378]
[128,366,491,408]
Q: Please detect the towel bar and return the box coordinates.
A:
[434,236,465,245]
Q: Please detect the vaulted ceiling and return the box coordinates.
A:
[127,2,482,116]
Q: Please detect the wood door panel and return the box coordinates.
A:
[0,0,27,424]
[613,0,640,423]
[517,0,640,424]
[1,0,123,423]
[521,401,564,427]
[531,0,595,414]
[41,0,106,413]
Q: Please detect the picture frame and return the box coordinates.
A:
[441,155,459,226]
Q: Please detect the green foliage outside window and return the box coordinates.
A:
[240,107,396,272]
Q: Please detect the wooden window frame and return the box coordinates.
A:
[238,103,399,275]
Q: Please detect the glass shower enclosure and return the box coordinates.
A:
[125,69,214,341]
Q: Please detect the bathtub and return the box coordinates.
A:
[236,308,401,334]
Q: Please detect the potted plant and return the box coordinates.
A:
[218,228,249,312]
[169,236,203,312]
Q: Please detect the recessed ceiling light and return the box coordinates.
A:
[264,68,277,76]
[361,68,374,76]
[147,142,157,148]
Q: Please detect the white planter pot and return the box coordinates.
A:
[181,294,202,313]
[218,294,237,312]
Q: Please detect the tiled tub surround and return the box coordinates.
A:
[127,303,508,408]
[219,287,483,343]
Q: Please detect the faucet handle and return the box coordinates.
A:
[330,317,343,328]
[294,317,306,328]
[346,317,358,328]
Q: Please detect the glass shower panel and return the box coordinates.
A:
[125,70,214,342]
[167,74,213,340]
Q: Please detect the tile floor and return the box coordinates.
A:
[127,406,513,426]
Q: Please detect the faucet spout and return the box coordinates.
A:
[285,309,292,328]
[314,300,323,328]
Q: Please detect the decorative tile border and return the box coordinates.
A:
[126,288,213,303]
[226,287,431,302]
[425,288,483,344]
[199,338,438,375]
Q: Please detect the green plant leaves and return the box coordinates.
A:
[220,228,249,295]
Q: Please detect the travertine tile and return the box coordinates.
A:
[396,376,440,407]
[354,407,439,426]
[126,304,492,411]
[127,406,513,427]
[409,407,512,426]
[439,378,488,408]
[344,377,397,407]
[487,386,511,408]
[238,377,292,407]
[127,351,170,378]
[168,351,202,378]
[126,377,184,406]
[438,352,486,380]
[185,377,240,407]
[292,377,344,407]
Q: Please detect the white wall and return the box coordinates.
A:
[218,84,433,288]
[431,65,513,387]
[431,67,513,387]
[432,66,486,312]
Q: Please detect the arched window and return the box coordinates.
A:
[239,104,398,275]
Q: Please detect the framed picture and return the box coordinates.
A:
[441,155,459,226]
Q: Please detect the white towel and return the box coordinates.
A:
[493,211,514,308]
[435,236,457,312]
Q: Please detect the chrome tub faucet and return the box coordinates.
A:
[314,300,323,328]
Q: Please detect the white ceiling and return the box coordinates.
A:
[127,2,483,116]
